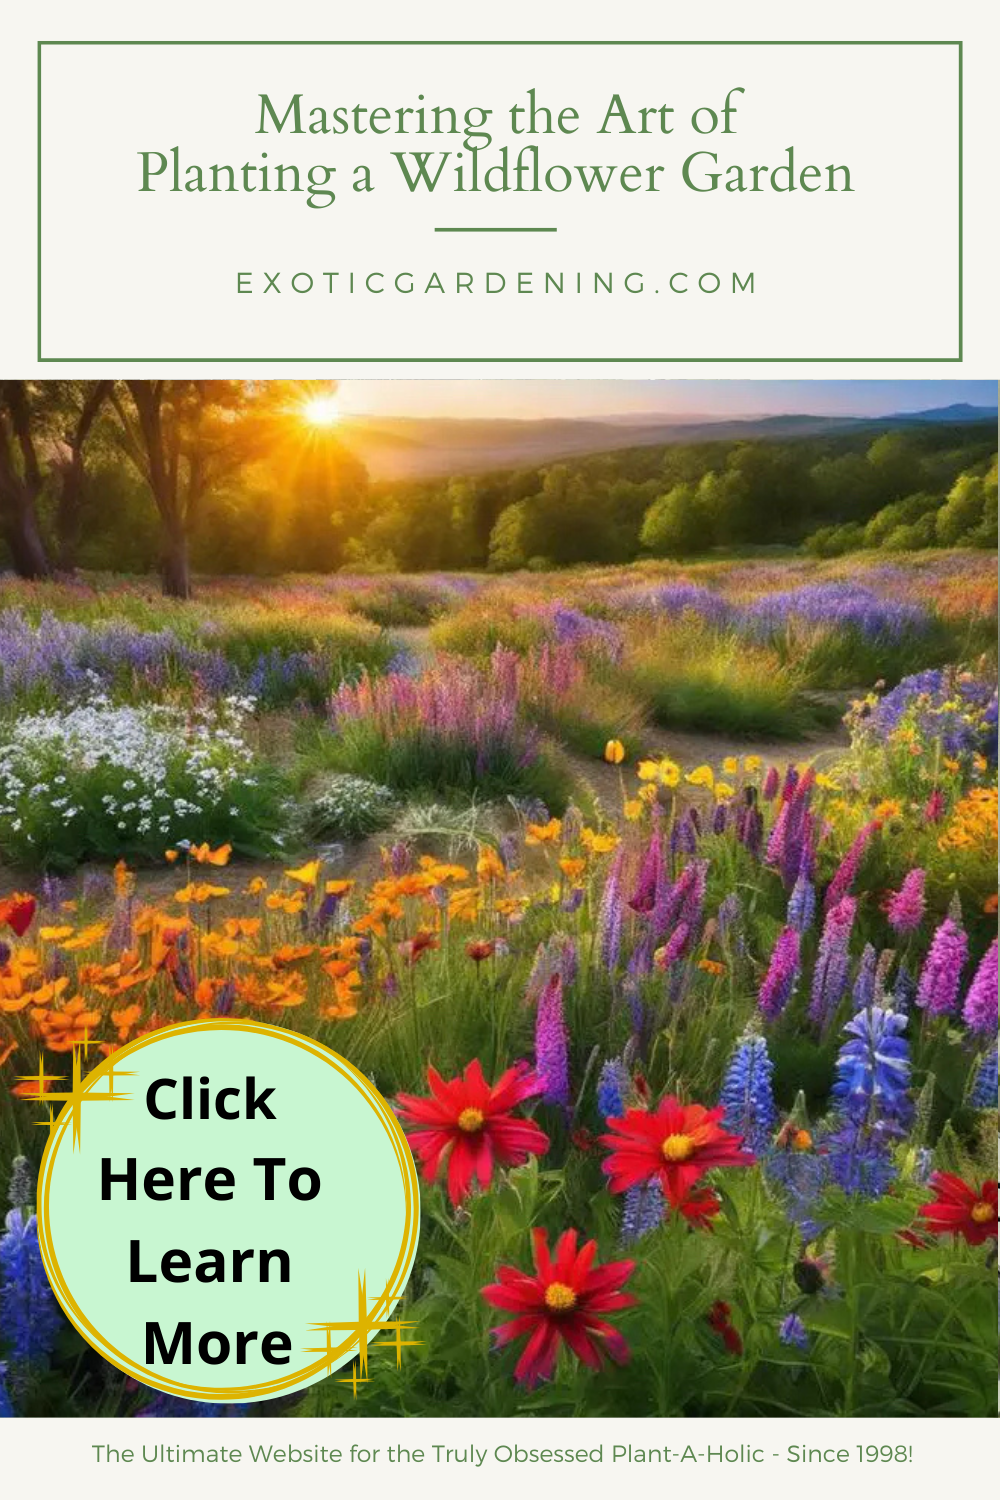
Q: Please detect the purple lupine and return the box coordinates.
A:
[762,765,780,801]
[656,922,691,972]
[885,868,926,935]
[962,938,998,1035]
[534,973,570,1106]
[852,944,878,1011]
[628,829,664,916]
[670,813,698,857]
[597,845,627,971]
[808,896,856,1028]
[916,917,968,1016]
[758,926,801,1021]
[824,821,878,913]
[623,974,644,1036]
[717,892,742,939]
[655,858,707,940]
[712,801,728,835]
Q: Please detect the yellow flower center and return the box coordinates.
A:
[544,1281,577,1312]
[457,1107,485,1133]
[970,1201,994,1224]
[661,1132,696,1162]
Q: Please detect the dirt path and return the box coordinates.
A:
[0,626,851,899]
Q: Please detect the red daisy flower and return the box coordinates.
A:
[917,1172,997,1245]
[395,1059,549,1206]
[481,1227,636,1387]
[600,1095,754,1206]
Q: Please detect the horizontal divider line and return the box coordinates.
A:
[434,226,557,233]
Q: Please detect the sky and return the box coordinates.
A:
[337,379,998,423]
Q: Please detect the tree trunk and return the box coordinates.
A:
[160,525,192,598]
[55,453,86,572]
[1,497,52,579]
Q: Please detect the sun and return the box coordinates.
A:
[301,395,341,428]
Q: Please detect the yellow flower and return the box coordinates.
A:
[174,884,230,906]
[743,755,762,772]
[872,799,902,822]
[604,739,625,765]
[722,756,739,776]
[714,782,735,802]
[61,922,109,952]
[559,857,587,882]
[38,925,75,943]
[526,818,563,845]
[638,757,680,788]
[190,842,232,867]
[581,828,619,855]
[266,891,307,914]
[285,859,322,888]
[815,773,841,791]
[685,765,714,789]
[476,846,506,884]
[942,756,961,775]
[623,798,644,821]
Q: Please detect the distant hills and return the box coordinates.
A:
[337,404,997,482]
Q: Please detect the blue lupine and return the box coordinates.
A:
[720,1032,777,1153]
[0,1363,13,1418]
[832,1005,912,1126]
[894,963,917,1013]
[779,1313,809,1350]
[823,1121,898,1198]
[969,1046,998,1109]
[596,1058,630,1121]
[0,1209,64,1382]
[621,1181,665,1244]
[787,870,816,932]
[765,1147,827,1238]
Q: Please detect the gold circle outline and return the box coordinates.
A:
[36,1018,419,1402]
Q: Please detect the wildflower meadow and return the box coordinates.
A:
[0,548,996,1419]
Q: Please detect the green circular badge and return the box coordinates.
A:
[36,1020,419,1402]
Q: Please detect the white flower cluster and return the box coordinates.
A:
[0,695,260,844]
[308,774,396,840]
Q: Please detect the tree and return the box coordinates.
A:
[639,483,709,557]
[107,380,301,597]
[47,381,113,571]
[936,460,998,546]
[0,381,53,578]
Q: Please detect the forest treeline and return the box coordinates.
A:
[1,379,995,594]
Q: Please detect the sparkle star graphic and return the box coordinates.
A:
[17,1032,132,1148]
[305,1272,422,1396]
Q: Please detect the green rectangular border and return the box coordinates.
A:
[37,39,963,363]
